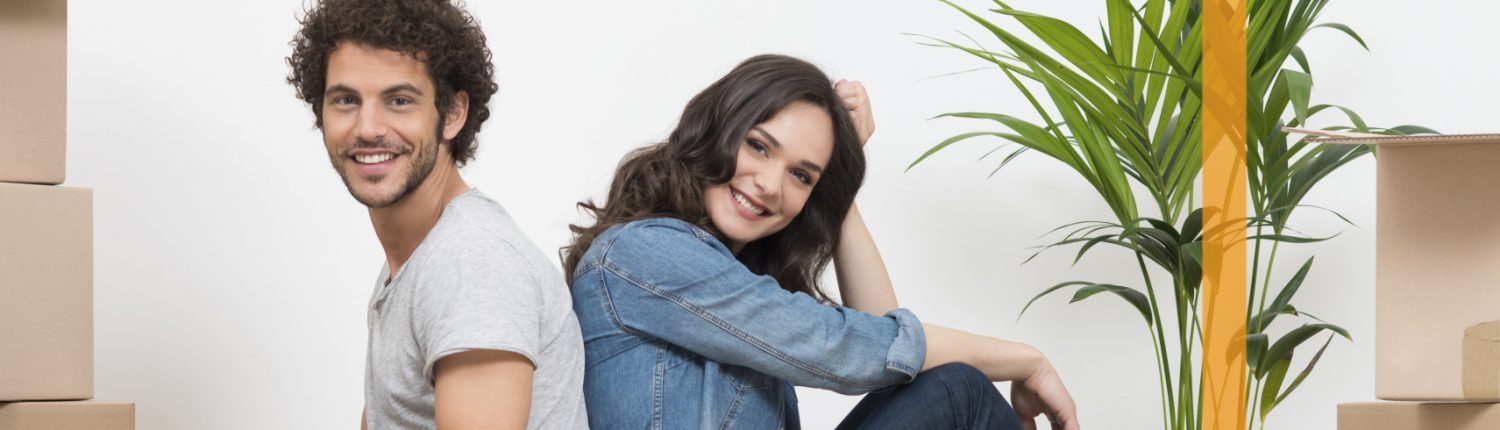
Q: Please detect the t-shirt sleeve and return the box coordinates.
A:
[411,235,544,384]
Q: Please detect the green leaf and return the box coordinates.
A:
[1248,233,1338,244]
[987,147,1031,178]
[1259,352,1292,420]
[1073,234,1118,266]
[1311,22,1370,51]
[1179,208,1203,244]
[1289,46,1311,74]
[1023,234,1134,265]
[1257,257,1315,330]
[1388,125,1440,136]
[988,7,1123,87]
[1247,333,1269,375]
[1282,69,1314,127]
[1272,335,1337,411]
[1182,242,1202,266]
[1259,323,1352,379]
[1039,219,1119,239]
[1018,281,1093,321]
[1143,218,1181,243]
[908,131,1018,172]
[1069,284,1153,325]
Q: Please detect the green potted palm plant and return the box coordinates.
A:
[911,0,1431,428]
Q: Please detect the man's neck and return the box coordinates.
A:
[369,162,471,281]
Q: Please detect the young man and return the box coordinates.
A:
[286,1,586,428]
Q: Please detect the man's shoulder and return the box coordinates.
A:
[416,192,558,281]
[425,191,529,250]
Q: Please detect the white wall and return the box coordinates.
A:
[64,1,1499,429]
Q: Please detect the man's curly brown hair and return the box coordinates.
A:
[286,0,497,166]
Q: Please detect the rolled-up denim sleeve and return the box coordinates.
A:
[595,221,926,395]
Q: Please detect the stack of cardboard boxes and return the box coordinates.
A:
[1319,133,1500,429]
[1,0,136,428]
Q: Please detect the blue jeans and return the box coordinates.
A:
[836,364,1024,430]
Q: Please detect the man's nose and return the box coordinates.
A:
[353,104,389,143]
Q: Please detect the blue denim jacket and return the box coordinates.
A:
[571,218,927,429]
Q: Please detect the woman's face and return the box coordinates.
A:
[704,101,835,253]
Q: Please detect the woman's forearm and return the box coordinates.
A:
[834,204,900,315]
[921,323,1040,382]
[922,323,1080,429]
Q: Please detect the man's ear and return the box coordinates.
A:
[441,90,469,142]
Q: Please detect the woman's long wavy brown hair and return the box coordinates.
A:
[561,54,865,303]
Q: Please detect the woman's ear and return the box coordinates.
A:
[442,90,470,141]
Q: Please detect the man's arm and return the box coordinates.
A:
[433,350,534,430]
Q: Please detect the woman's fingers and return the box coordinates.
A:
[1038,371,1080,430]
[833,79,875,145]
[1015,357,1079,430]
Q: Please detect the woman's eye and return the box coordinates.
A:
[747,139,768,155]
[792,170,812,185]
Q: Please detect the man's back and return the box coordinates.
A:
[364,189,587,429]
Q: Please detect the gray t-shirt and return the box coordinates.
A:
[364,189,587,429]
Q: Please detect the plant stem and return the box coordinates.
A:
[1177,270,1192,430]
[1137,253,1177,429]
[1150,324,1173,430]
[1245,224,1265,430]
[1256,240,1282,327]
[1250,239,1283,427]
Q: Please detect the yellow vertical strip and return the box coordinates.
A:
[1203,0,1248,429]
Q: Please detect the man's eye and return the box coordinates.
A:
[390,97,414,106]
[332,95,357,106]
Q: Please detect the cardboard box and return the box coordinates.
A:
[1339,402,1500,430]
[0,401,134,430]
[0,0,67,184]
[1316,133,1500,401]
[0,183,92,401]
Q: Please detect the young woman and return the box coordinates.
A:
[563,55,1080,430]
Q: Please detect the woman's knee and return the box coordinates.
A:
[919,363,1022,428]
[923,363,993,394]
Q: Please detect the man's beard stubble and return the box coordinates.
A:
[336,130,441,209]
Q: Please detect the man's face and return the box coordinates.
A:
[320,41,451,208]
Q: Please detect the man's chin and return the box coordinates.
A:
[344,179,411,209]
[351,188,408,209]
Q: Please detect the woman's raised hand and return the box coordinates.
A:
[834,79,875,146]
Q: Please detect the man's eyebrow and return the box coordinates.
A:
[323,83,424,97]
[381,83,423,97]
[325,84,356,95]
[751,126,825,174]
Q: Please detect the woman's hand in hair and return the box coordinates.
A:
[834,79,875,146]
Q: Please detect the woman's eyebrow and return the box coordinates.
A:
[751,126,784,148]
[800,160,824,174]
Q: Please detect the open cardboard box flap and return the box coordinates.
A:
[1284,127,1500,145]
